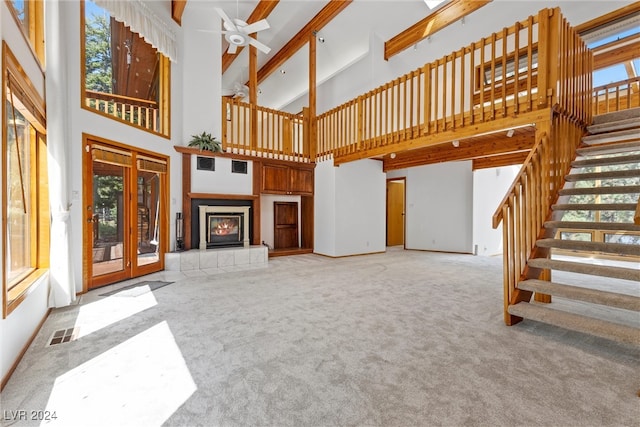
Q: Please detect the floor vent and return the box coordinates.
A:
[47,327,77,346]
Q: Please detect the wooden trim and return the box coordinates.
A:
[384,0,492,60]
[188,193,258,200]
[255,0,353,84]
[0,307,51,391]
[574,2,640,35]
[593,36,640,70]
[82,133,170,290]
[171,0,187,25]
[182,153,192,249]
[472,151,529,170]
[221,0,280,73]
[2,41,48,318]
[3,0,45,69]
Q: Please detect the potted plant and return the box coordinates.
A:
[188,132,222,152]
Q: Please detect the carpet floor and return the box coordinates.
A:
[1,248,638,426]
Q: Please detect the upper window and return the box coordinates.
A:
[81,0,170,137]
[2,41,48,317]
[5,0,45,66]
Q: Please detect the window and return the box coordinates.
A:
[2,41,48,317]
[5,0,45,66]
[81,0,171,137]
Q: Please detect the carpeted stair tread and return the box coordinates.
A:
[536,238,640,256]
[552,203,637,211]
[571,153,640,168]
[544,221,640,231]
[582,129,640,145]
[518,279,640,311]
[527,258,640,281]
[576,141,640,156]
[559,185,640,195]
[565,169,640,181]
[507,302,640,345]
[592,107,640,125]
[587,117,640,134]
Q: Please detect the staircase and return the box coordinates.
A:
[508,108,640,345]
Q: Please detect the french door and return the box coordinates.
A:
[83,137,168,290]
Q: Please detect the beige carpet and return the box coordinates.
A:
[1,248,638,426]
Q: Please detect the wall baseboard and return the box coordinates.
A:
[1,308,51,391]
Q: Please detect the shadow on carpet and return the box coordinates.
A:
[99,281,174,297]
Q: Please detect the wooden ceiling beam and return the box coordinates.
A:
[222,0,280,74]
[472,151,529,170]
[172,0,187,26]
[574,2,640,35]
[255,0,353,84]
[593,35,640,70]
[384,0,492,61]
[383,127,535,171]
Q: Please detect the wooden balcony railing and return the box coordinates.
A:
[222,98,310,162]
[85,90,159,132]
[593,76,640,115]
[315,8,592,165]
[491,10,591,324]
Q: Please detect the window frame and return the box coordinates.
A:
[2,41,48,318]
[80,0,171,139]
[4,0,45,68]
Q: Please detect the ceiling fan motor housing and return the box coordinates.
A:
[226,32,248,46]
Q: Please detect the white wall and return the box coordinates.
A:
[473,166,520,257]
[314,159,337,255]
[191,157,253,195]
[314,159,386,257]
[0,0,50,384]
[404,161,474,253]
[260,194,302,249]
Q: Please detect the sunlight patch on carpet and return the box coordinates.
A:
[44,321,197,426]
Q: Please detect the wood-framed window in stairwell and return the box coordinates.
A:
[2,41,49,318]
[4,0,45,67]
[81,0,171,138]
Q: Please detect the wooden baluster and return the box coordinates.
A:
[479,36,485,122]
[490,33,496,119]
[469,43,475,125]
[513,22,520,115]
[459,48,465,128]
[501,27,508,117]
[451,52,456,130]
[527,16,533,111]
[424,63,431,135]
[442,58,447,131]
[434,62,439,133]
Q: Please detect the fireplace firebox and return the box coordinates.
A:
[199,205,250,249]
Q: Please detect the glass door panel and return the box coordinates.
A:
[91,160,130,284]
[136,172,161,267]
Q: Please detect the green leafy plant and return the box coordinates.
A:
[188,132,222,152]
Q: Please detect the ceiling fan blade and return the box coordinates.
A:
[248,37,271,54]
[227,43,238,54]
[234,18,248,27]
[242,19,270,34]
[214,8,238,32]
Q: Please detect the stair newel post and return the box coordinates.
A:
[537,8,561,110]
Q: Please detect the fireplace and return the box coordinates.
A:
[199,205,250,249]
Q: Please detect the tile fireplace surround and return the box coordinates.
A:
[165,246,268,273]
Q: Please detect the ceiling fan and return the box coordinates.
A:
[215,7,272,55]
[222,82,250,99]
